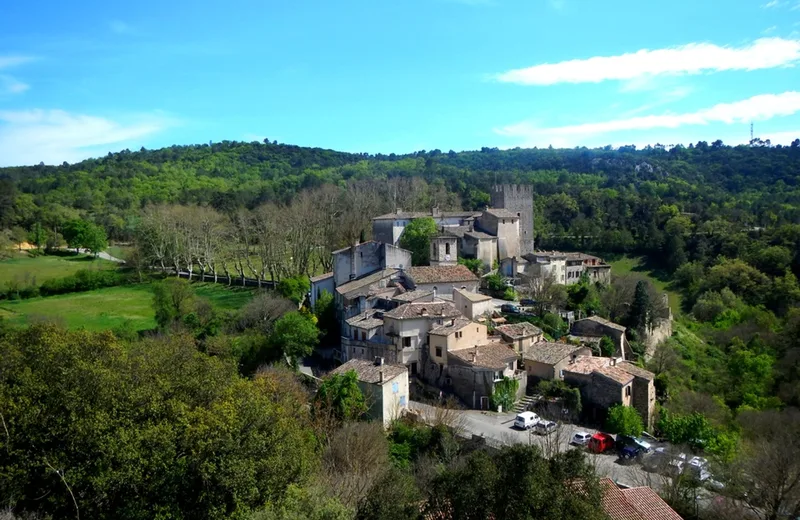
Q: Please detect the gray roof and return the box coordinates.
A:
[392,289,434,303]
[576,315,627,332]
[310,272,333,283]
[331,240,379,255]
[523,342,582,365]
[453,288,492,303]
[484,208,519,219]
[406,265,479,284]
[429,318,473,336]
[346,311,384,330]
[442,226,472,238]
[617,361,655,381]
[330,359,407,385]
[495,322,543,339]
[595,366,635,386]
[448,343,518,370]
[464,231,496,240]
[373,210,481,220]
[335,268,399,298]
[383,301,461,320]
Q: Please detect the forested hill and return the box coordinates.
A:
[2,139,800,243]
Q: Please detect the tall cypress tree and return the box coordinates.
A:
[628,280,651,332]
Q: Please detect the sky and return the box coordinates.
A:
[1,0,800,166]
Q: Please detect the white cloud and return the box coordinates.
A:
[0,75,29,94]
[0,55,35,70]
[0,109,174,166]
[495,91,800,147]
[762,0,784,8]
[763,25,778,35]
[496,38,800,85]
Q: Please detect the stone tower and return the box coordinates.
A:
[429,231,458,266]
[491,184,534,255]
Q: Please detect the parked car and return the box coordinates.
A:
[534,420,557,435]
[619,445,644,463]
[501,304,521,314]
[571,432,592,446]
[519,298,536,307]
[616,434,652,453]
[514,411,540,430]
[588,433,615,453]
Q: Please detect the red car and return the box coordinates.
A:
[588,433,615,453]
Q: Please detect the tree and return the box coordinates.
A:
[599,336,616,357]
[28,222,45,250]
[152,277,196,329]
[277,276,311,305]
[0,228,12,260]
[606,404,644,436]
[9,226,27,251]
[399,217,437,266]
[524,272,567,315]
[313,290,338,344]
[315,370,367,423]
[269,311,320,369]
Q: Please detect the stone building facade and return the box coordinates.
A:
[491,184,534,255]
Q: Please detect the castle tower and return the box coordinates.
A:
[492,184,534,255]
[429,231,458,266]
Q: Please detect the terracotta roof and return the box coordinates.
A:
[345,311,384,330]
[330,359,407,385]
[453,288,492,303]
[310,272,333,283]
[335,268,399,298]
[600,479,648,520]
[429,318,473,336]
[406,265,479,284]
[576,315,627,332]
[383,301,462,320]
[621,487,684,520]
[495,322,543,339]
[618,361,655,381]
[448,343,518,370]
[523,342,582,365]
[562,356,611,375]
[483,208,519,219]
[595,366,635,386]
[392,289,434,303]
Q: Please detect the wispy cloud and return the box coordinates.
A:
[495,38,800,85]
[0,109,175,166]
[762,0,785,8]
[109,20,135,35]
[0,75,29,94]
[495,91,800,147]
[621,86,693,117]
[763,25,778,35]
[0,55,36,70]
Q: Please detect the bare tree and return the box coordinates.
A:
[522,272,567,315]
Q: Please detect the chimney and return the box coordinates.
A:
[611,358,617,366]
[379,370,384,384]
[570,353,577,364]
[433,287,437,300]
[374,356,384,366]
[471,346,478,363]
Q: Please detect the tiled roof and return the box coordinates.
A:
[595,366,635,386]
[448,343,518,370]
[621,487,684,520]
[618,361,655,381]
[406,265,479,284]
[383,301,462,320]
[562,356,611,375]
[392,289,434,303]
[464,230,496,240]
[336,268,399,298]
[600,479,648,520]
[373,210,481,220]
[330,359,407,385]
[577,315,627,332]
[523,342,582,365]
[483,208,519,219]
[453,288,492,303]
[495,322,543,339]
[346,311,384,330]
[429,318,473,336]
[310,272,333,283]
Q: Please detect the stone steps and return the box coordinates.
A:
[513,395,535,414]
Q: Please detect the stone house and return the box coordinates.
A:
[494,322,544,354]
[404,265,480,295]
[372,208,481,247]
[522,342,593,384]
[427,318,488,367]
[461,231,497,268]
[570,316,630,359]
[445,342,526,410]
[330,358,409,427]
[476,208,521,260]
[452,288,493,320]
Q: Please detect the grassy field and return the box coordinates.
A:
[0,252,117,286]
[104,245,135,262]
[606,255,682,316]
[0,282,255,332]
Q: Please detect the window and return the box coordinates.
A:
[502,219,506,224]
[403,337,411,348]
[435,346,442,357]
[352,330,358,340]
[559,369,564,378]
[399,395,407,406]
[361,331,366,341]
[445,243,450,255]
[625,386,632,397]
[392,382,399,394]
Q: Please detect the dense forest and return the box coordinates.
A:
[2,139,800,519]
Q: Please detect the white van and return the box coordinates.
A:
[514,411,540,430]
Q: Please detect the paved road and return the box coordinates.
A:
[65,248,126,263]
[410,401,661,489]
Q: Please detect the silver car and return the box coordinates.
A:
[534,420,557,435]
[571,432,591,445]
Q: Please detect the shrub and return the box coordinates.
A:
[39,269,126,297]
[606,404,644,436]
[277,276,311,305]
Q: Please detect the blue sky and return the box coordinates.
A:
[1,0,800,165]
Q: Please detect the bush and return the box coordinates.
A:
[491,376,519,412]
[606,404,644,436]
[39,269,127,297]
[502,287,517,301]
[277,276,311,305]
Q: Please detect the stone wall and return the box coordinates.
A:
[492,184,534,255]
[630,376,656,430]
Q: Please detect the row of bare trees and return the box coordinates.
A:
[135,178,460,285]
